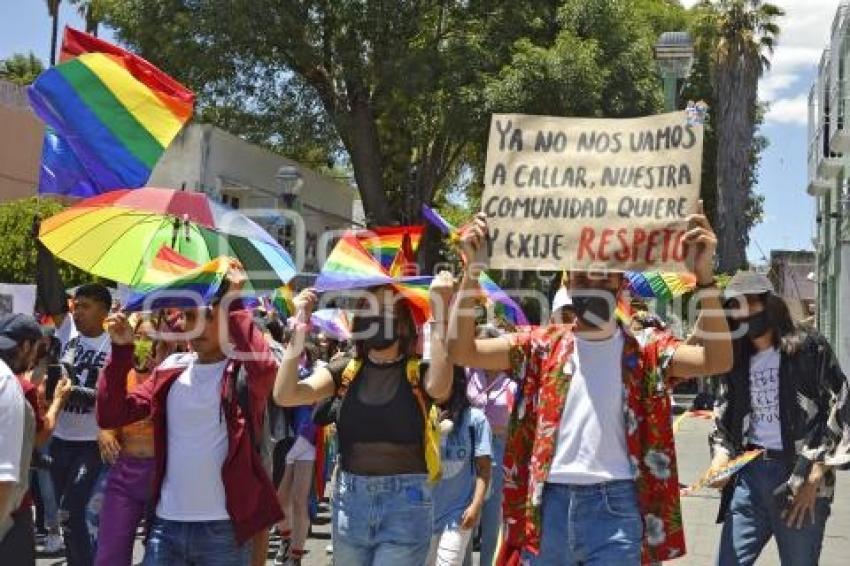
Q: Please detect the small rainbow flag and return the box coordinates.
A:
[388,231,418,277]
[421,204,457,238]
[132,245,198,287]
[357,226,424,270]
[681,449,763,496]
[123,257,229,312]
[29,27,194,197]
[270,285,295,319]
[478,272,528,326]
[625,271,696,300]
[393,276,434,325]
[310,308,352,340]
[315,234,397,291]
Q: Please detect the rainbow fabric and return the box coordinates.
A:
[682,449,763,495]
[357,226,424,270]
[478,272,528,326]
[311,308,352,340]
[271,285,295,319]
[315,233,433,323]
[131,245,198,287]
[421,204,456,237]
[29,27,194,196]
[123,257,229,312]
[625,271,696,299]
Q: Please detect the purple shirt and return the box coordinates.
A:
[466,368,516,436]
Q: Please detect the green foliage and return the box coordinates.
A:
[0,53,45,86]
[0,197,96,287]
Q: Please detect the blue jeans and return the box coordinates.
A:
[524,480,643,566]
[142,517,250,566]
[50,438,103,566]
[35,440,60,529]
[332,471,433,566]
[479,434,506,566]
[717,457,830,566]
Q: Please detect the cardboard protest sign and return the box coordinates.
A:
[0,284,37,315]
[482,111,703,272]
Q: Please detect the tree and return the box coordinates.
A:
[69,0,105,36]
[0,53,45,86]
[0,197,96,287]
[699,0,783,273]
[46,0,62,66]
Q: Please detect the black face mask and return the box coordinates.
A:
[353,315,398,351]
[745,310,771,340]
[572,294,614,327]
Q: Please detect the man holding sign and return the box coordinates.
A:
[446,111,732,565]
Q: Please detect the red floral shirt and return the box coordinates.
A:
[500,324,685,565]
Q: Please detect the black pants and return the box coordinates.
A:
[49,438,102,566]
[0,507,36,566]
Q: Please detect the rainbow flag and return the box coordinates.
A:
[624,271,696,300]
[310,308,352,340]
[421,204,456,237]
[388,232,418,277]
[29,27,194,197]
[682,449,763,496]
[315,234,396,291]
[357,226,423,270]
[478,272,528,326]
[123,257,229,312]
[131,245,198,287]
[271,285,295,319]
[393,276,434,325]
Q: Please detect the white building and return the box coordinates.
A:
[149,123,361,272]
[807,2,850,372]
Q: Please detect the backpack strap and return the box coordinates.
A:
[337,358,363,400]
[228,360,260,455]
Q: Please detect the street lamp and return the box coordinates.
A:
[275,164,303,209]
[654,31,695,112]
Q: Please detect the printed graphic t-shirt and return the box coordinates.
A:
[54,317,111,441]
[748,346,782,450]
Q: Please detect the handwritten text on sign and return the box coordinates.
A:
[482,111,704,272]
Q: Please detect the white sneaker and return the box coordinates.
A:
[44,533,64,554]
[326,543,333,554]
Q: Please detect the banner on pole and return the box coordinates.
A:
[482,111,704,272]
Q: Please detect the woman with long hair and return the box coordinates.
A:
[711,271,850,566]
[274,274,455,566]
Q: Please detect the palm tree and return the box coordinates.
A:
[46,0,62,66]
[69,0,104,37]
[0,53,46,86]
[708,0,783,273]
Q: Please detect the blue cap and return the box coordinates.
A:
[0,314,45,350]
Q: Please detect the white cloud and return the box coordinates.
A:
[765,94,809,125]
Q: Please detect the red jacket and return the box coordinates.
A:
[96,309,283,544]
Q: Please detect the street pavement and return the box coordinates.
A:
[36,415,850,565]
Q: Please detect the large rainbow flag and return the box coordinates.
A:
[131,245,199,287]
[29,27,194,197]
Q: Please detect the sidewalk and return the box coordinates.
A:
[674,414,850,566]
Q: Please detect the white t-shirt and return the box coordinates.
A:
[549,329,633,485]
[0,360,34,540]
[54,317,111,441]
[157,356,230,521]
[748,346,782,450]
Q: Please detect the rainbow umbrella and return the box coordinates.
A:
[39,187,296,292]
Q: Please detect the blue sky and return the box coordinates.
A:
[0,1,836,264]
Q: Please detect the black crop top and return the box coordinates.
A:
[329,356,426,475]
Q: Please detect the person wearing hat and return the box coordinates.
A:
[711,271,850,566]
[0,314,71,564]
[549,286,576,326]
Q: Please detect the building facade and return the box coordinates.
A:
[807,1,850,372]
[0,80,43,201]
[767,249,816,322]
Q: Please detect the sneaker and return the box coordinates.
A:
[326,543,333,555]
[273,538,291,566]
[44,533,64,554]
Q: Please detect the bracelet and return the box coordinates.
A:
[286,317,311,332]
[695,279,716,290]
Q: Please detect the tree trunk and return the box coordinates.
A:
[345,96,393,226]
[714,50,758,274]
[49,7,59,67]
